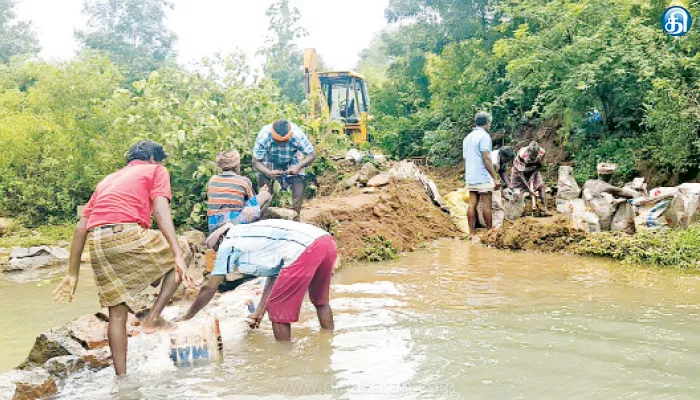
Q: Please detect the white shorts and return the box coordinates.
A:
[467,182,495,194]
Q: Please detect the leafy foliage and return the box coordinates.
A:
[258,0,307,104]
[0,0,39,63]
[362,0,700,184]
[75,0,177,80]
[0,52,309,228]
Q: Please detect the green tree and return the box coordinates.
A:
[0,0,39,63]
[75,0,177,80]
[259,0,307,104]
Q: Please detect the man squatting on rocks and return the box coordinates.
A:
[53,140,196,376]
[252,120,316,219]
[463,111,502,233]
[180,219,337,342]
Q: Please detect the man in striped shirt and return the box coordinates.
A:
[180,219,337,341]
[207,150,258,233]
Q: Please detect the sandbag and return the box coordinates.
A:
[649,187,679,198]
[666,188,700,229]
[611,201,635,234]
[444,189,470,234]
[557,166,580,201]
[492,190,505,229]
[583,189,615,231]
[503,188,526,221]
[634,199,671,231]
[169,314,221,366]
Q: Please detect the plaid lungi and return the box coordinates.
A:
[88,224,189,310]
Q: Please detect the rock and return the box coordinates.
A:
[0,218,16,236]
[182,230,206,253]
[5,246,69,273]
[65,314,109,350]
[367,174,391,188]
[372,153,388,164]
[361,187,376,194]
[357,162,379,185]
[44,356,85,379]
[344,174,359,189]
[266,207,298,221]
[82,348,111,371]
[19,328,86,370]
[3,369,57,400]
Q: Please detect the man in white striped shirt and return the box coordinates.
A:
[181,220,337,341]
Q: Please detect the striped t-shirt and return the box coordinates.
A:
[207,172,255,217]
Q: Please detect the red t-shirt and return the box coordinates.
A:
[83,161,172,230]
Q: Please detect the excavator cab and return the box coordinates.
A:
[304,49,371,144]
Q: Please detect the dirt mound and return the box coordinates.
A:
[301,180,460,260]
[480,216,586,252]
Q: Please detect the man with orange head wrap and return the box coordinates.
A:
[252,120,316,219]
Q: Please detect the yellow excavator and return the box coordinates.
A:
[304,48,371,144]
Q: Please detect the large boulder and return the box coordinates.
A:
[19,328,85,370]
[357,162,379,185]
[5,246,69,273]
[367,174,391,188]
[44,356,85,379]
[65,314,109,350]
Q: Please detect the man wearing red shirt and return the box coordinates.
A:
[54,140,195,376]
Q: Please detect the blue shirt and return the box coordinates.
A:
[253,122,315,173]
[463,127,493,185]
[212,220,330,277]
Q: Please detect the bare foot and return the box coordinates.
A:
[142,317,177,334]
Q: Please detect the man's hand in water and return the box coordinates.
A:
[53,275,78,303]
[175,255,196,288]
[247,312,264,329]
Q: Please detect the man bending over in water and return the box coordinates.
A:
[180,219,336,341]
[54,140,195,376]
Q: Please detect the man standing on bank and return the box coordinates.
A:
[463,112,501,234]
[53,140,195,376]
[252,120,316,219]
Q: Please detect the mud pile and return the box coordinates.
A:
[481,216,587,252]
[302,180,460,260]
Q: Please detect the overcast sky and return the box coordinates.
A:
[14,0,389,70]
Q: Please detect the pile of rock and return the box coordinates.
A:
[344,162,392,191]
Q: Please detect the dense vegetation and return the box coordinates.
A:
[0,0,346,229]
[360,0,700,185]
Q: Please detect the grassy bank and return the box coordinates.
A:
[482,218,700,271]
[574,226,700,270]
[0,222,75,249]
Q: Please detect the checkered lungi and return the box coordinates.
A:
[88,224,189,310]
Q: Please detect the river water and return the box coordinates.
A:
[2,239,700,399]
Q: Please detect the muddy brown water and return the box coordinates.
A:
[2,239,700,399]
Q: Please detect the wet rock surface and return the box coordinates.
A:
[44,356,85,379]
[0,368,57,400]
